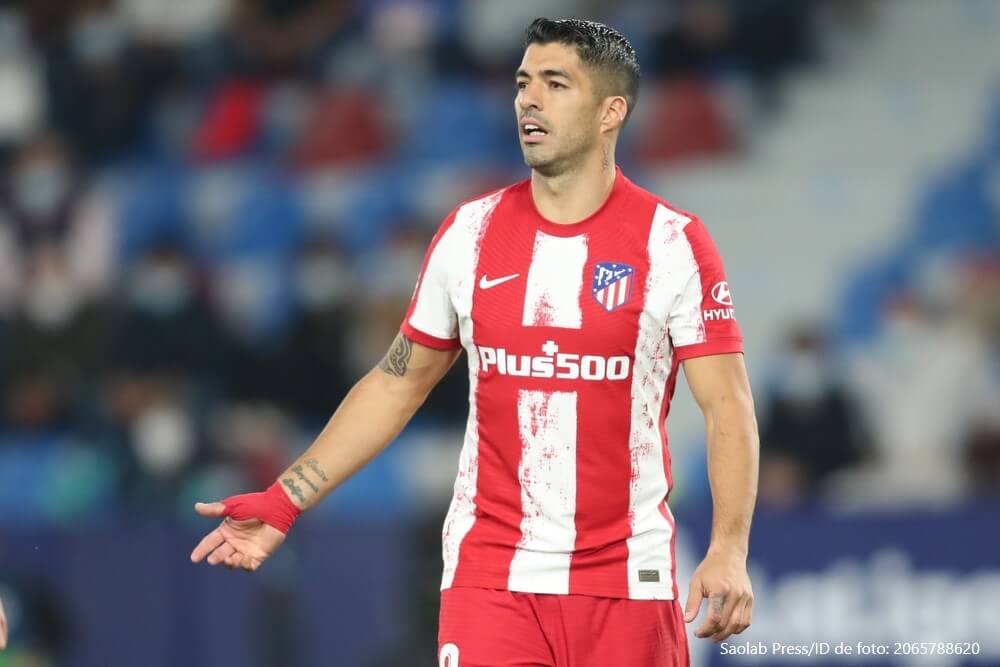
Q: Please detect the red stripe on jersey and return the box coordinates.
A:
[450,196,538,590]
[566,203,655,598]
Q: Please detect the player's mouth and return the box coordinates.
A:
[520,118,549,144]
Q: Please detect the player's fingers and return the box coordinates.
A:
[190,528,226,563]
[194,502,228,518]
[0,599,7,650]
[225,552,246,571]
[737,595,753,634]
[695,591,727,638]
[683,576,703,622]
[716,588,743,636]
[236,553,258,572]
[712,593,748,642]
[207,541,236,566]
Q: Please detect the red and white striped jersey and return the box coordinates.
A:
[401,167,743,600]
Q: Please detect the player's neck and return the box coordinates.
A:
[530,151,617,225]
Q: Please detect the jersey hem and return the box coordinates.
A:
[442,579,678,601]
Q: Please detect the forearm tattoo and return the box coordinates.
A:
[304,458,328,482]
[281,477,307,505]
[378,333,413,377]
[291,465,319,493]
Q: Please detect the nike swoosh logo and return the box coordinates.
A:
[479,273,520,289]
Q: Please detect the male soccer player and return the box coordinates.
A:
[191,18,758,666]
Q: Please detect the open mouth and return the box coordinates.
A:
[521,120,549,141]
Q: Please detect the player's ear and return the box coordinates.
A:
[600,95,628,134]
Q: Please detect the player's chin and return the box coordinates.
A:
[522,149,555,170]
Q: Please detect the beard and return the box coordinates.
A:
[521,121,598,176]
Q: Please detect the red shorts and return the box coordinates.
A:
[437,587,689,667]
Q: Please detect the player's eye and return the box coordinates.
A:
[516,81,527,90]
[549,81,565,89]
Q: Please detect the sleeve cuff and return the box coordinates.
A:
[400,322,462,350]
[672,337,744,361]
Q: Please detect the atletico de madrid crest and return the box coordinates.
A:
[592,262,635,312]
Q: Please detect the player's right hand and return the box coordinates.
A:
[190,500,287,572]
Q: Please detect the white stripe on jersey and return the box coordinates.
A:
[625,203,692,599]
[508,389,578,594]
[521,232,588,328]
[440,191,503,590]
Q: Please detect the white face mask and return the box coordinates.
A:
[12,161,70,220]
[0,10,28,59]
[780,350,828,403]
[131,402,195,478]
[129,262,193,316]
[70,10,126,66]
[23,268,80,329]
[295,256,351,310]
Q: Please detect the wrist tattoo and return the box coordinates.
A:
[304,458,328,482]
[281,477,307,505]
[379,333,413,377]
[291,465,319,493]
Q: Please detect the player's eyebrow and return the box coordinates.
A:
[515,68,573,82]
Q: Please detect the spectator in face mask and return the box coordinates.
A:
[0,9,45,149]
[109,239,221,379]
[1,134,116,304]
[758,324,869,507]
[45,1,156,162]
[278,238,355,422]
[5,135,78,243]
[8,246,109,421]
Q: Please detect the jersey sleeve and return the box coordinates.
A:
[668,216,744,360]
[399,210,462,350]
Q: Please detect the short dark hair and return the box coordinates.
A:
[525,18,641,124]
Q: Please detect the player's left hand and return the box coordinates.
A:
[0,595,8,650]
[683,550,753,642]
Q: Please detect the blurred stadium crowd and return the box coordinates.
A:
[0,0,998,663]
[1,0,998,521]
[0,0,843,525]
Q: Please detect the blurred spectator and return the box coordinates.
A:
[839,255,1000,507]
[45,0,159,163]
[758,324,868,507]
[649,0,816,108]
[966,422,1000,496]
[118,0,233,48]
[230,0,353,75]
[121,393,202,509]
[6,246,109,428]
[109,239,222,378]
[0,9,46,150]
[347,224,430,377]
[280,239,355,421]
[0,134,116,302]
[211,403,297,489]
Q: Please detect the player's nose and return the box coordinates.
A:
[517,83,543,112]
